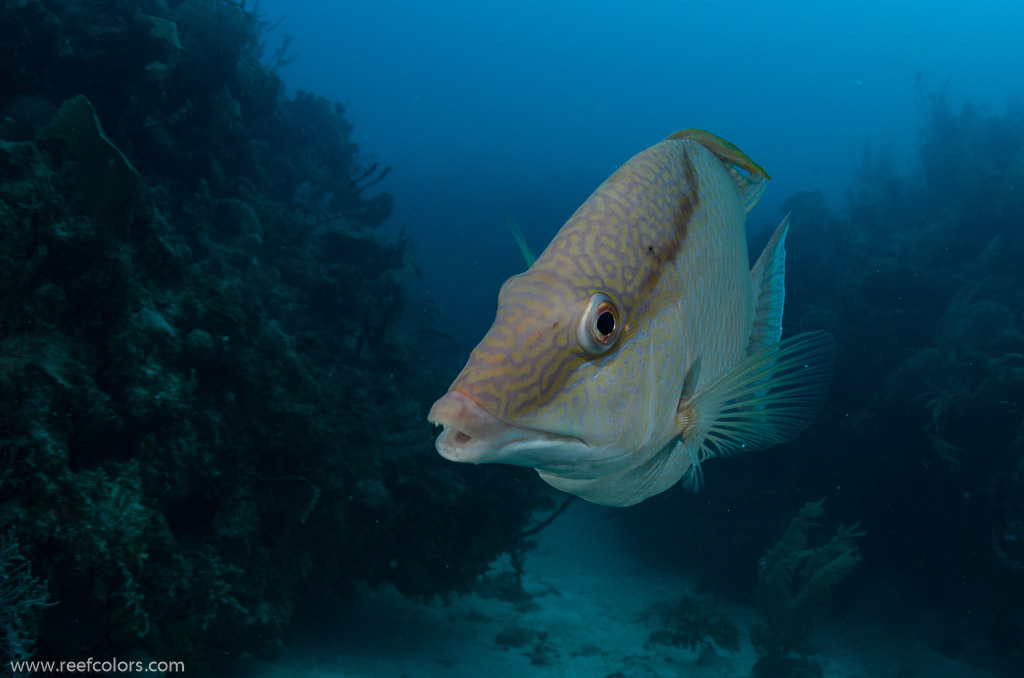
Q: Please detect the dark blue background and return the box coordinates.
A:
[257,0,1023,349]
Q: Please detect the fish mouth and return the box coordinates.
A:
[427,391,588,468]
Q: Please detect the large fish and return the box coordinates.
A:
[428,129,835,507]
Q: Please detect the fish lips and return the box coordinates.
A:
[428,391,589,470]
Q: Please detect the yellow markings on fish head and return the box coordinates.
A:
[447,139,701,448]
[449,269,591,426]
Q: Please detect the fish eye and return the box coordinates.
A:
[577,293,621,355]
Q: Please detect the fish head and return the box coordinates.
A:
[428,274,667,481]
[428,233,686,480]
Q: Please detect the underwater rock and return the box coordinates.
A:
[148,16,183,51]
[134,307,176,338]
[143,15,183,80]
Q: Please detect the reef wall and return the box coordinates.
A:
[0,0,548,671]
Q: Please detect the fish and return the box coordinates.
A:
[428,129,835,507]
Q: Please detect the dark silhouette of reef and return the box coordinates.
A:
[0,0,548,672]
[625,86,1024,676]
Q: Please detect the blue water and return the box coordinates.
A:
[257,0,1024,348]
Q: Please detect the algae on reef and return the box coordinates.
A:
[0,0,549,672]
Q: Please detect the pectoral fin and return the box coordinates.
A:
[675,331,836,465]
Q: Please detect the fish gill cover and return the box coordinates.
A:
[0,0,551,672]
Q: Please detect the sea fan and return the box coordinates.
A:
[750,499,864,661]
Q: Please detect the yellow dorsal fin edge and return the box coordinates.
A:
[665,128,771,181]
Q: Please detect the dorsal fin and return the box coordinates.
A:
[748,213,789,355]
[665,128,770,212]
[665,129,771,179]
[506,217,536,268]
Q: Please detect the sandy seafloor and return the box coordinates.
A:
[250,501,992,678]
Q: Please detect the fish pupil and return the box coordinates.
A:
[596,311,615,336]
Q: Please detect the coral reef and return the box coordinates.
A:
[0,0,548,671]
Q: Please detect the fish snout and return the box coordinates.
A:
[428,391,521,463]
